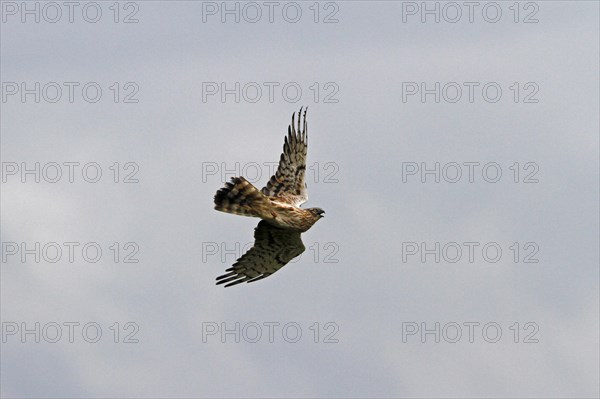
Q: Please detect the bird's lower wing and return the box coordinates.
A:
[216,221,305,287]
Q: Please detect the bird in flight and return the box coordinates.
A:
[213,107,325,287]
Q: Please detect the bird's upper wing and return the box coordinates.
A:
[261,108,308,207]
[216,221,305,287]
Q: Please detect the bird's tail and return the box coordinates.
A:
[214,177,273,219]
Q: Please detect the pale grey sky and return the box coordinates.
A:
[1,1,599,398]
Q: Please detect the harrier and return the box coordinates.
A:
[213,107,324,287]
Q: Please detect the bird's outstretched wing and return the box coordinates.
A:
[216,221,306,287]
[261,107,308,207]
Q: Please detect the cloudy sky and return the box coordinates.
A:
[1,1,598,397]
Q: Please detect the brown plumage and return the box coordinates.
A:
[215,221,305,287]
[213,108,325,286]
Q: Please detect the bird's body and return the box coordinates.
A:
[214,176,321,232]
[268,199,322,232]
[213,108,325,286]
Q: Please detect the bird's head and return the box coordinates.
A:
[308,207,325,218]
